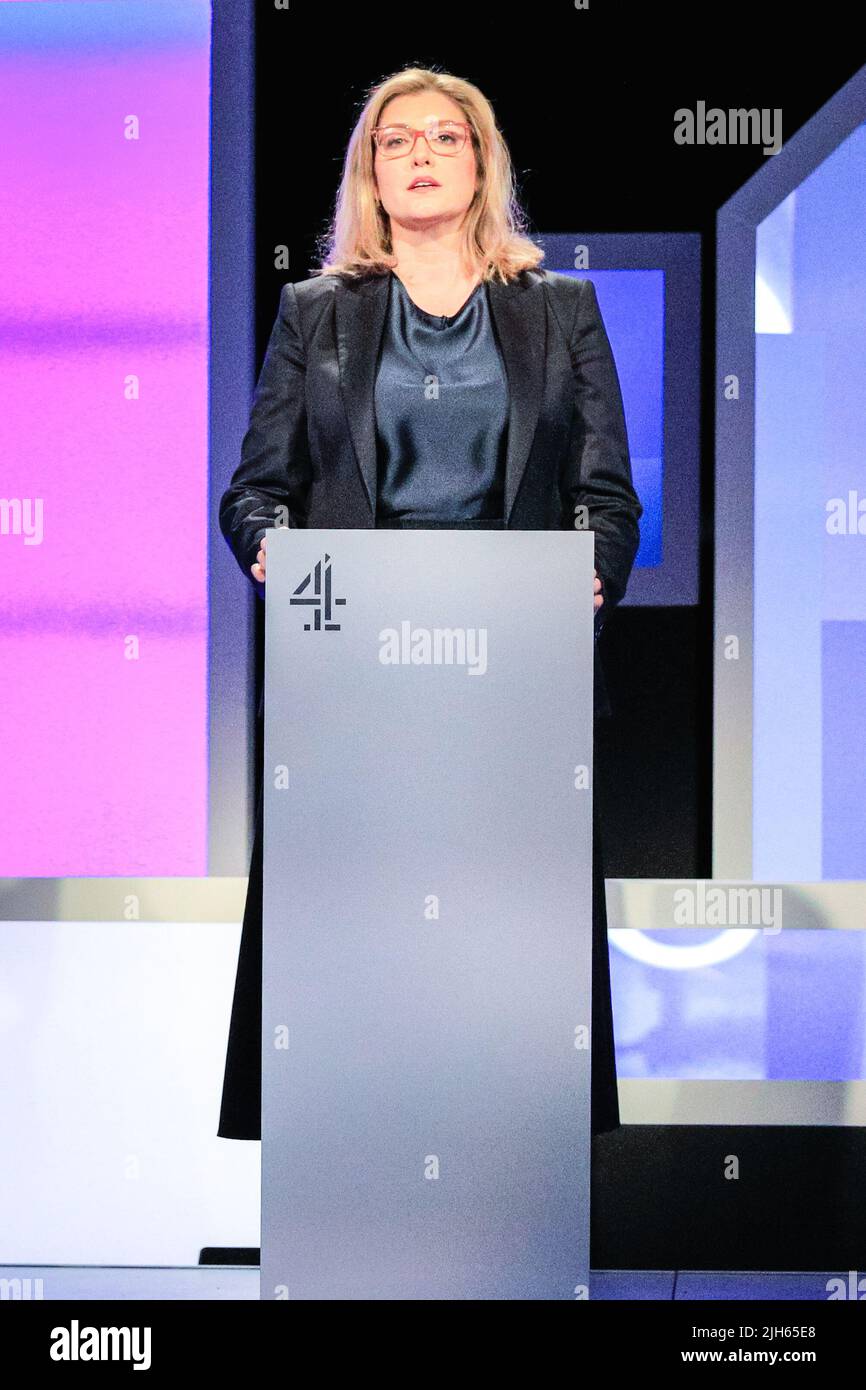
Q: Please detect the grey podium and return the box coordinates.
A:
[260,527,596,1300]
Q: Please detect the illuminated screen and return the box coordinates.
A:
[716,98,866,884]
[0,0,212,876]
[536,232,701,607]
[752,123,866,881]
[612,929,866,1081]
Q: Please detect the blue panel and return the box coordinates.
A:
[0,0,210,51]
[612,929,866,1080]
[554,269,664,569]
[823,622,866,879]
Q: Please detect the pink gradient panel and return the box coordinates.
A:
[0,14,211,875]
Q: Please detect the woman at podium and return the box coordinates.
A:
[217,66,642,1143]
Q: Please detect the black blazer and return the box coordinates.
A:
[219,267,643,719]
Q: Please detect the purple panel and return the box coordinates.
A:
[0,5,210,874]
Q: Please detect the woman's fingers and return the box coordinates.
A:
[251,535,267,582]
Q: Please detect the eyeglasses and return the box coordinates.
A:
[371,120,471,159]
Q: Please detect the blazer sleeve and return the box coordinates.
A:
[218,281,313,596]
[558,277,643,635]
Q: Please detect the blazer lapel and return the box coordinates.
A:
[336,273,390,524]
[335,269,547,525]
[487,272,546,522]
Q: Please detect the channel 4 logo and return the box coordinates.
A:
[290,553,347,631]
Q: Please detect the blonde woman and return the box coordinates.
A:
[218,66,642,1144]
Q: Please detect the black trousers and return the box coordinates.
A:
[217,764,620,1140]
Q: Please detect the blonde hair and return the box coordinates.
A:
[312,66,544,284]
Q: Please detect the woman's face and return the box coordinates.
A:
[373,92,478,237]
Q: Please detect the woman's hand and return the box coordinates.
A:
[251,533,267,583]
[594,568,604,613]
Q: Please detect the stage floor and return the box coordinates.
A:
[0,1267,852,1300]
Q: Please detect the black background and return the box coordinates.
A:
[248,0,863,879]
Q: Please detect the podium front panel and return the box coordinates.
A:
[261,529,595,1300]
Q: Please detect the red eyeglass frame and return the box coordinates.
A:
[371,121,473,157]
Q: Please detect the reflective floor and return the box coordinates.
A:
[0,1267,854,1300]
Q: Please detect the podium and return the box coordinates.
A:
[260,528,596,1300]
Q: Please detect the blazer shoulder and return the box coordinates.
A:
[277,273,344,344]
[535,267,590,305]
[532,269,595,350]
[287,273,341,305]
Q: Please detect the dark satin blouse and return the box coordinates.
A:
[373,271,509,526]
